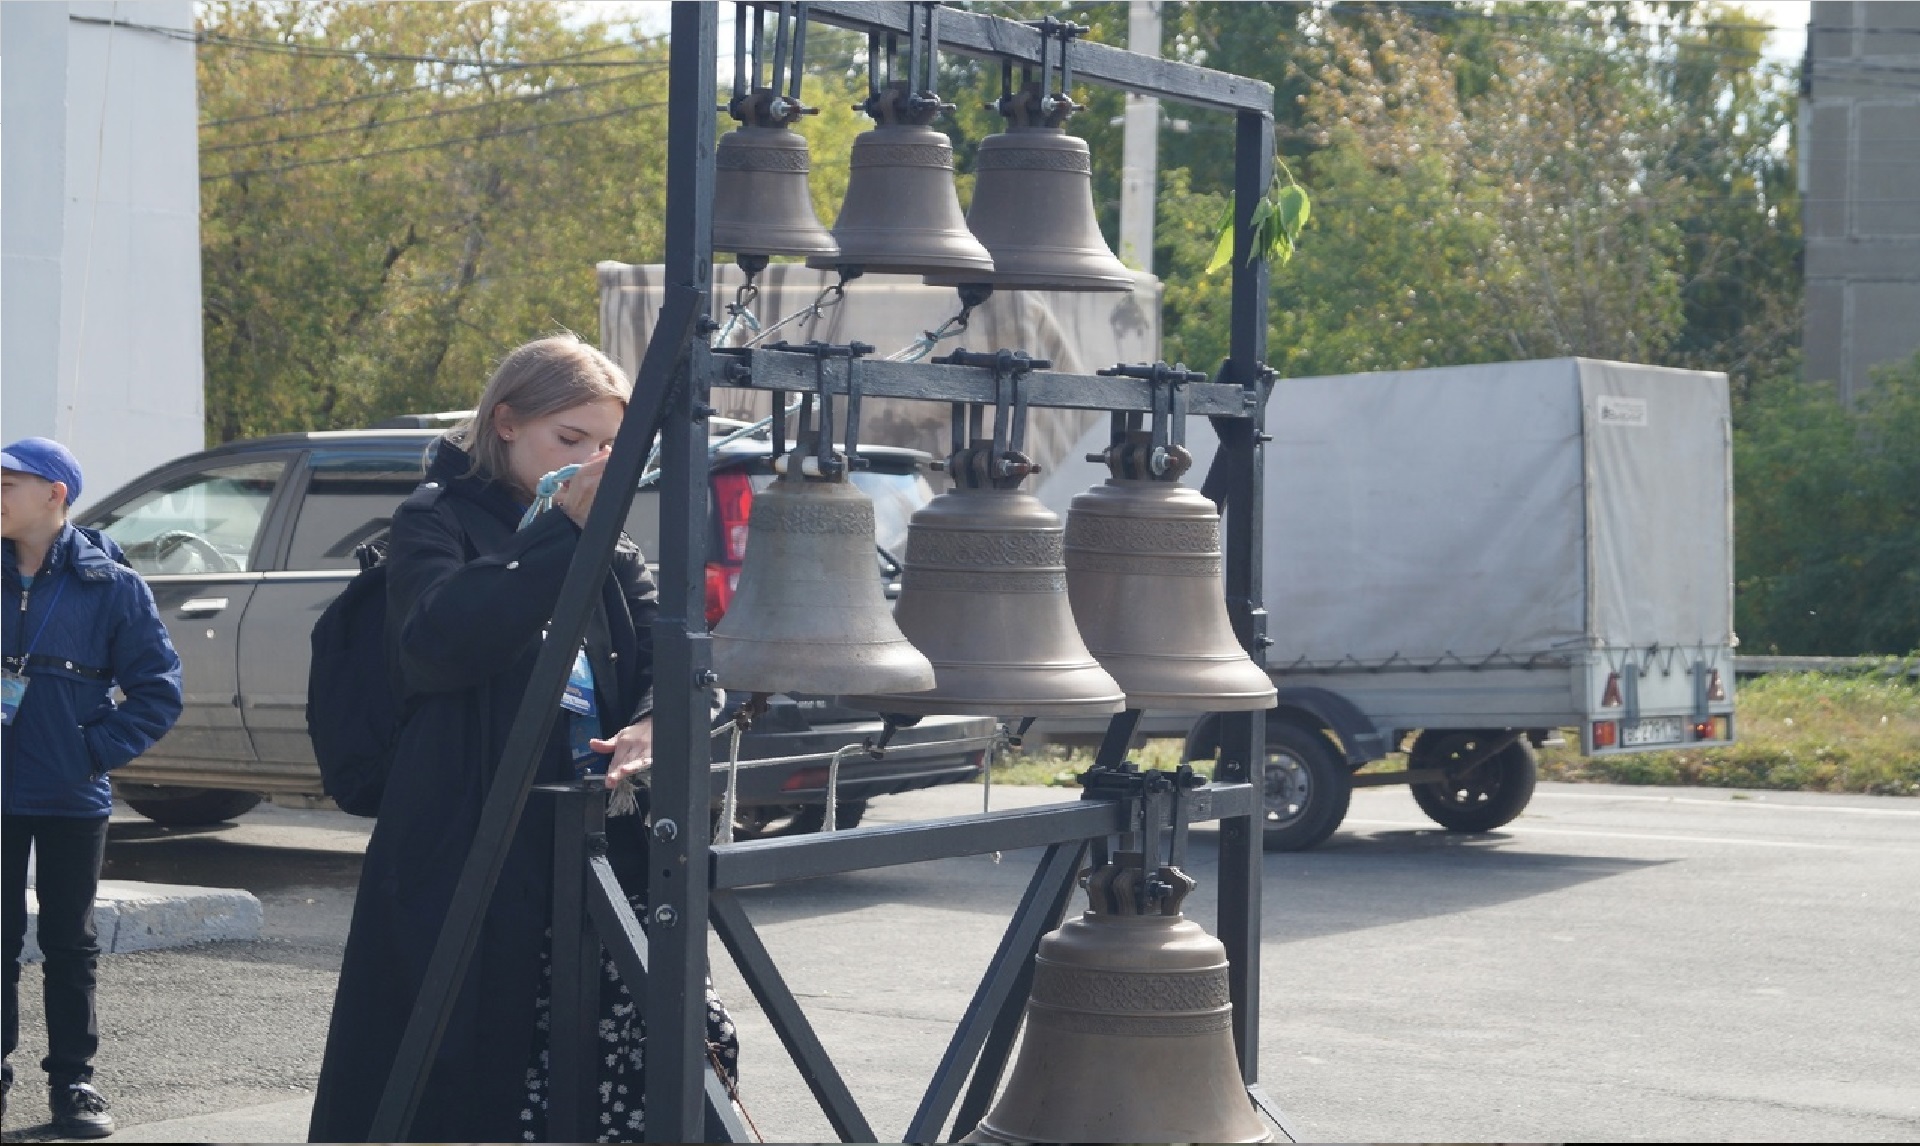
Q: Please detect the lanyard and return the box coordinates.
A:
[13,572,69,663]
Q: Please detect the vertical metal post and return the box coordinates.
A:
[648,4,718,1141]
[546,784,604,1143]
[1217,106,1274,1084]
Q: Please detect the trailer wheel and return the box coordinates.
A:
[1257,722,1352,851]
[1407,731,1537,832]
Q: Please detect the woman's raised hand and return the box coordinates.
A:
[552,448,611,528]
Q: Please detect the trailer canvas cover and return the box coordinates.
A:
[1265,358,1733,668]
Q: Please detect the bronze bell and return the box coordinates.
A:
[925,63,1133,294]
[1064,436,1277,712]
[843,442,1123,717]
[926,123,1133,293]
[710,467,935,697]
[712,122,841,260]
[805,82,994,278]
[966,858,1271,1144]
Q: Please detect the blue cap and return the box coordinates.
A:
[1,437,84,505]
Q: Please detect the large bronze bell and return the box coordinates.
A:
[710,466,935,697]
[844,441,1123,717]
[1064,435,1277,711]
[966,858,1270,1144]
[712,122,841,261]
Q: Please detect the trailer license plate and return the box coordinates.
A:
[1622,717,1683,746]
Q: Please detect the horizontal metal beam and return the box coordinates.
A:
[710,783,1257,890]
[708,347,1255,417]
[795,2,1274,114]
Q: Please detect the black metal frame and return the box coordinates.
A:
[370,3,1279,1141]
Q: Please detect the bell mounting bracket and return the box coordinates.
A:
[996,16,1085,129]
[764,339,875,479]
[732,2,820,128]
[931,347,1049,489]
[861,2,951,126]
[1090,361,1206,480]
[1078,761,1207,915]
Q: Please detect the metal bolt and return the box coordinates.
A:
[652,818,679,842]
[652,905,679,928]
[696,669,720,689]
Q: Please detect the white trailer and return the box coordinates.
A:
[1031,358,1737,849]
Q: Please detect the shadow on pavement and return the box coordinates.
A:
[728,825,1666,949]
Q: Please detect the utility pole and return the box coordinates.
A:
[1118,0,1161,273]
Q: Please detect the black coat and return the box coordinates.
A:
[308,443,657,1143]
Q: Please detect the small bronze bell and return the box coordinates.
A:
[925,122,1134,293]
[712,123,840,260]
[966,858,1270,1144]
[710,465,935,697]
[844,440,1122,717]
[805,81,994,278]
[1064,433,1277,712]
[711,5,838,260]
[926,24,1132,293]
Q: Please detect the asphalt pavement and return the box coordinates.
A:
[2,781,1916,1142]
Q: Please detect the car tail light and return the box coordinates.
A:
[1692,716,1730,741]
[1592,720,1618,749]
[781,766,829,793]
[1600,672,1623,708]
[704,564,739,628]
[706,471,754,627]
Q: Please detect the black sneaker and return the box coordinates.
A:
[49,1081,116,1139]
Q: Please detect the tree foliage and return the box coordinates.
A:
[1735,351,1920,655]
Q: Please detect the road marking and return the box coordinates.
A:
[1342,818,1854,850]
[1531,790,1920,817]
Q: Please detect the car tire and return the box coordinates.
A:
[1184,715,1352,852]
[118,785,263,827]
[1407,731,1537,832]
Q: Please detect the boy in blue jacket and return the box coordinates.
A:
[1,438,182,1138]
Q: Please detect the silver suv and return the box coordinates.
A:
[80,423,994,830]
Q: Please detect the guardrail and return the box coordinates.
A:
[1735,655,1920,678]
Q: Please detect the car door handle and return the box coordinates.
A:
[178,597,230,616]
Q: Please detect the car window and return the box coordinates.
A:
[748,470,933,556]
[92,459,286,575]
[287,454,425,570]
[624,488,661,558]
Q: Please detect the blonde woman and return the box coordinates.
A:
[308,335,735,1142]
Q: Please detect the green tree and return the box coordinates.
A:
[1735,351,1920,655]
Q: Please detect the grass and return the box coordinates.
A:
[1538,671,1920,797]
[982,672,1920,797]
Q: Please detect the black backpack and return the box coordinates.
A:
[306,539,402,816]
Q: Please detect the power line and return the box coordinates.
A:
[73,13,666,70]
[203,99,668,182]
[202,67,667,155]
[201,40,665,129]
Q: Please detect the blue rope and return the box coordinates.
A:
[517,462,584,530]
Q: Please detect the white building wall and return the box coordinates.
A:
[3,1,203,511]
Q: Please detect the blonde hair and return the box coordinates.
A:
[449,333,632,487]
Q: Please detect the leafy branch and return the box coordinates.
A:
[1206,157,1311,274]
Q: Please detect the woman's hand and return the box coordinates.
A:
[552,448,611,529]
[590,717,653,789]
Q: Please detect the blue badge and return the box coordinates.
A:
[1,669,25,727]
[560,648,596,717]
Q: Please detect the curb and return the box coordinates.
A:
[20,880,263,963]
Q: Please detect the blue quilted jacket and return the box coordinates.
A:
[2,523,183,817]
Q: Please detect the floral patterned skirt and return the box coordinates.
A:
[519,898,741,1143]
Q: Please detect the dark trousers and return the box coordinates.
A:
[2,813,110,1090]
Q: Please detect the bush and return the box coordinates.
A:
[1735,350,1920,654]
